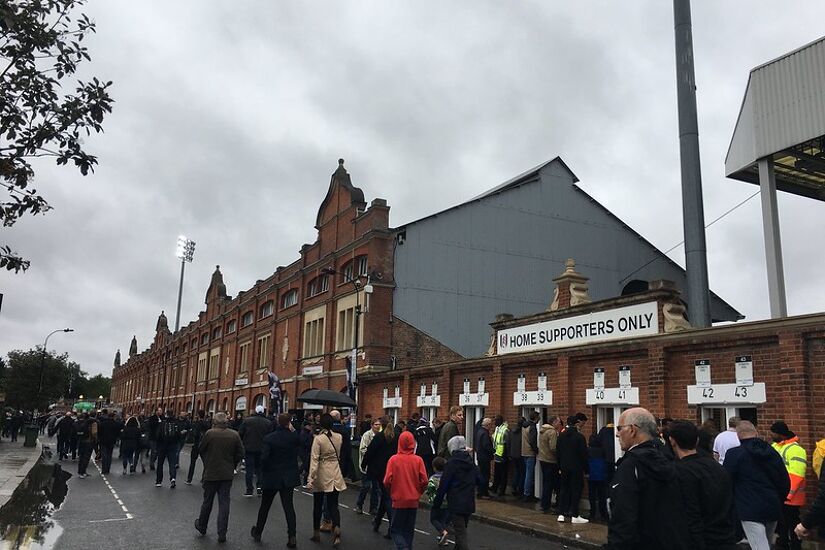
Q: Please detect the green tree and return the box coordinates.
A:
[1,0,114,272]
[81,373,110,401]
[2,348,85,410]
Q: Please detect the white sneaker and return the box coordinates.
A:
[557,515,566,522]
[571,516,589,524]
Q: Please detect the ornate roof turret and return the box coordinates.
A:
[114,349,121,368]
[129,336,138,357]
[156,310,169,334]
[205,265,229,305]
[315,159,367,228]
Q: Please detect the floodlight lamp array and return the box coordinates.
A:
[176,235,196,262]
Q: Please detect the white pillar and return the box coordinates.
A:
[758,157,788,318]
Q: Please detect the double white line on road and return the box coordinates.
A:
[90,461,134,523]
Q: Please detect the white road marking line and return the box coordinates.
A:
[116,499,123,506]
[92,461,134,522]
[89,517,132,523]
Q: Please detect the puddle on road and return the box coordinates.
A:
[0,459,70,550]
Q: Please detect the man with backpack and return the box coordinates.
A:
[186,410,211,485]
[155,409,183,488]
[76,413,98,478]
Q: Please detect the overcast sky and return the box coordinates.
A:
[2,1,824,377]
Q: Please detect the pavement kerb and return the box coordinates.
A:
[344,479,600,549]
[0,438,43,512]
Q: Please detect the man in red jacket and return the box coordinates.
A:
[385,430,429,550]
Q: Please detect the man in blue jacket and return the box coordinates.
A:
[723,420,789,550]
[433,436,480,550]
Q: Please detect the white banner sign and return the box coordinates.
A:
[687,383,766,405]
[302,365,323,377]
[459,392,489,407]
[694,360,711,387]
[235,377,248,386]
[586,387,640,405]
[513,389,553,406]
[497,302,659,354]
[593,368,605,390]
[416,394,441,407]
[735,356,754,387]
[383,396,402,409]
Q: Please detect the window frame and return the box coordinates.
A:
[259,301,274,319]
[226,319,237,334]
[241,310,254,327]
[281,289,298,309]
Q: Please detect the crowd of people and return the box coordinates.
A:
[22,402,825,550]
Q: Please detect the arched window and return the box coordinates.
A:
[221,397,228,412]
[235,396,247,412]
[254,393,265,411]
[281,289,298,309]
[206,399,215,415]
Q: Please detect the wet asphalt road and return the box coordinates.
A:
[45,444,569,550]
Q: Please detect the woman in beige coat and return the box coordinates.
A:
[308,413,346,546]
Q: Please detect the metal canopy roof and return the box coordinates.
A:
[725,36,825,201]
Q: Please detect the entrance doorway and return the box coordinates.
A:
[464,406,485,445]
[701,406,758,431]
[421,407,438,424]
[520,406,547,497]
[595,406,628,463]
[385,407,400,426]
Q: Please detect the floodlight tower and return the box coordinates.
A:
[174,235,196,332]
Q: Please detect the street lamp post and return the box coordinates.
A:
[321,266,375,440]
[38,328,74,410]
[174,235,196,332]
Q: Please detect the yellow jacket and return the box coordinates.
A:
[772,436,807,506]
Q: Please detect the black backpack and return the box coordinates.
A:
[160,419,180,443]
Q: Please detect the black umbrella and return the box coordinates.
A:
[297,389,357,409]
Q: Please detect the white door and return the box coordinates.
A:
[595,405,627,463]
[464,406,485,447]
[700,406,758,432]
[520,406,545,497]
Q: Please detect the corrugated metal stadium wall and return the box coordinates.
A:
[392,160,739,358]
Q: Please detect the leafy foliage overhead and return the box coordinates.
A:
[1,0,113,272]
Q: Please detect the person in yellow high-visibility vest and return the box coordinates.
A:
[771,421,807,550]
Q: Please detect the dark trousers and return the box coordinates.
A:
[540,461,560,511]
[776,504,802,550]
[451,514,470,550]
[421,454,434,477]
[155,442,179,484]
[256,487,296,537]
[187,439,201,482]
[373,480,393,528]
[57,435,68,459]
[69,436,77,459]
[390,508,417,550]
[149,440,157,469]
[588,479,608,519]
[511,457,525,496]
[558,469,584,517]
[100,444,115,474]
[430,507,449,533]
[77,441,93,475]
[198,479,232,536]
[121,447,136,471]
[245,451,261,492]
[491,459,509,495]
[357,475,380,513]
[313,491,339,529]
[477,459,491,496]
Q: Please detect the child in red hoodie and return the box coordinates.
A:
[384,430,429,549]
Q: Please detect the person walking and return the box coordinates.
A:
[521,412,540,501]
[363,417,397,538]
[604,407,691,550]
[75,412,97,479]
[538,415,560,513]
[356,417,382,515]
[384,430,429,550]
[155,409,182,488]
[299,421,314,486]
[490,416,509,498]
[475,417,494,499]
[97,409,122,475]
[146,406,164,470]
[556,414,589,523]
[770,421,807,550]
[120,416,142,475]
[56,411,75,461]
[194,411,244,544]
[795,435,825,540]
[724,420,789,550]
[713,416,741,464]
[425,457,450,546]
[186,410,211,485]
[509,417,525,497]
[432,436,479,550]
[307,413,346,547]
[414,417,437,477]
[437,407,463,459]
[239,404,272,496]
[251,413,299,549]
[586,433,608,522]
[668,420,738,550]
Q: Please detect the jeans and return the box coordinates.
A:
[558,470,584,517]
[523,456,536,497]
[390,508,417,550]
[357,475,380,513]
[313,491,339,529]
[187,439,201,482]
[511,457,525,495]
[256,487,296,537]
[198,480,232,536]
[245,451,261,492]
[430,507,449,533]
[149,440,157,469]
[78,441,93,475]
[121,447,135,471]
[588,479,608,519]
[57,435,69,459]
[776,504,802,550]
[539,461,559,511]
[373,480,393,529]
[741,520,776,550]
[477,459,491,497]
[100,444,115,474]
[451,514,470,550]
[155,442,179,484]
[491,459,508,495]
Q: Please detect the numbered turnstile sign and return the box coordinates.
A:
[687,383,766,405]
[513,372,553,406]
[586,387,640,405]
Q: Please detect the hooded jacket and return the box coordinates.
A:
[772,435,807,506]
[538,423,558,464]
[723,437,789,522]
[384,431,429,509]
[802,441,825,530]
[605,439,691,550]
[362,430,396,482]
[557,425,588,473]
[675,453,738,549]
[433,449,479,516]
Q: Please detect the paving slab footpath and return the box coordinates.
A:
[0,438,43,512]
